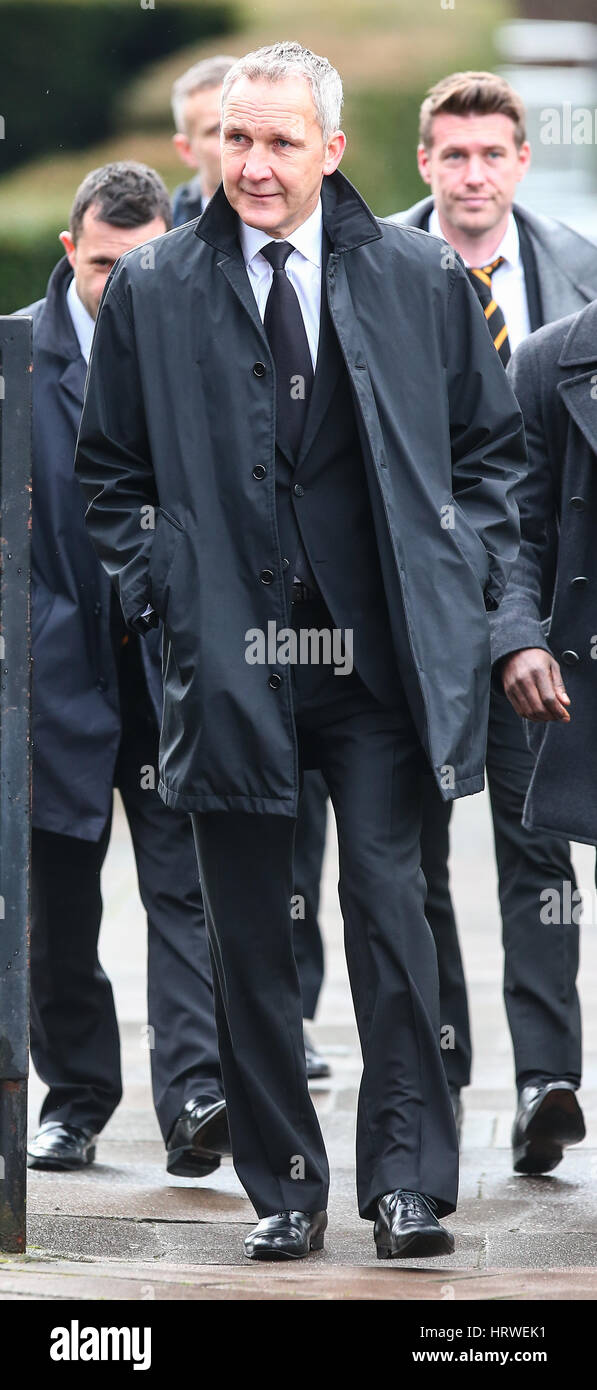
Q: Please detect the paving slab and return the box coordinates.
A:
[14,788,597,1299]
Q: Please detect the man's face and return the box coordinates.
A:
[221,74,345,238]
[172,85,224,196]
[417,112,531,239]
[59,205,167,319]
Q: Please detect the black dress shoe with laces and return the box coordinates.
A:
[166,1097,231,1176]
[27,1121,96,1171]
[374,1190,455,1259]
[244,1210,327,1261]
[304,1027,331,1080]
[512,1082,585,1174]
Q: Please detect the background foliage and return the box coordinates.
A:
[0,0,506,311]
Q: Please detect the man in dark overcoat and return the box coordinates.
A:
[20,162,229,1177]
[489,301,597,1171]
[75,44,526,1260]
[493,303,597,860]
[388,71,596,1160]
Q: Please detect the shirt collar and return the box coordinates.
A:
[428,206,521,270]
[66,275,96,364]
[239,197,322,270]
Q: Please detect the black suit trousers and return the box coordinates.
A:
[191,600,459,1221]
[421,682,581,1090]
[292,770,327,1020]
[30,634,223,1142]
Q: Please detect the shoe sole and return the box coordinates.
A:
[513,1090,586,1175]
[244,1234,325,1261]
[27,1146,96,1171]
[376,1231,455,1260]
[166,1148,221,1178]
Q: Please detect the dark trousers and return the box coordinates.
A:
[293,771,327,1020]
[191,600,458,1221]
[421,683,581,1091]
[30,634,223,1143]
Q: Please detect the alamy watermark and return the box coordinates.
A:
[245,622,353,675]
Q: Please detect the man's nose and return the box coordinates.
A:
[464,157,485,185]
[242,147,273,182]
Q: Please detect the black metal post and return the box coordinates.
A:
[0,315,32,1253]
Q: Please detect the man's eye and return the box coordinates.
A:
[276,139,291,149]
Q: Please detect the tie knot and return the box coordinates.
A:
[470,255,505,283]
[261,240,293,272]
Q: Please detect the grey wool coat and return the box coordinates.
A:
[74,170,526,818]
[491,298,597,845]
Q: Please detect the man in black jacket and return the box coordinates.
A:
[386,70,594,1168]
[20,162,230,1177]
[75,44,526,1261]
[489,305,597,1170]
[171,51,331,1078]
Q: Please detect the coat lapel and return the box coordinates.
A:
[59,355,86,409]
[557,300,597,456]
[295,234,342,470]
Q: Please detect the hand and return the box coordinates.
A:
[500,648,571,723]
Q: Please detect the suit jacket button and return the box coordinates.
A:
[268,673,282,690]
[96,676,108,691]
[93,602,102,615]
[252,464,266,479]
[253,362,266,377]
[282,557,290,570]
[260,568,274,584]
[570,576,588,588]
[569,496,586,510]
[293,484,305,497]
[561,650,579,666]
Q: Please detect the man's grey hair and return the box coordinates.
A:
[171,55,238,134]
[221,41,343,144]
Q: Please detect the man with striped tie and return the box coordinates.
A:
[388,70,597,1171]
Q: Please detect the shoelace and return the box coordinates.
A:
[388,1189,438,1217]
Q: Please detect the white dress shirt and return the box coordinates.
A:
[66,274,95,364]
[428,208,531,352]
[238,198,323,369]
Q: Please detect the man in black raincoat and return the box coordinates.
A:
[76,44,526,1261]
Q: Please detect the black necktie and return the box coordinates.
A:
[467,257,511,367]
[261,240,314,459]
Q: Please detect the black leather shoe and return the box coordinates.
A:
[449,1085,463,1142]
[374,1190,455,1259]
[27,1121,96,1171]
[512,1081,585,1174]
[304,1027,331,1080]
[166,1097,231,1177]
[244,1210,327,1261]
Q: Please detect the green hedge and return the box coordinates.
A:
[1,239,62,314]
[0,1,236,174]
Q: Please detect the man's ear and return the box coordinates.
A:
[172,132,199,170]
[516,140,532,184]
[59,230,76,267]
[322,130,346,177]
[417,143,432,187]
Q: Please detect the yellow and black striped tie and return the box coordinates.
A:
[468,256,510,367]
